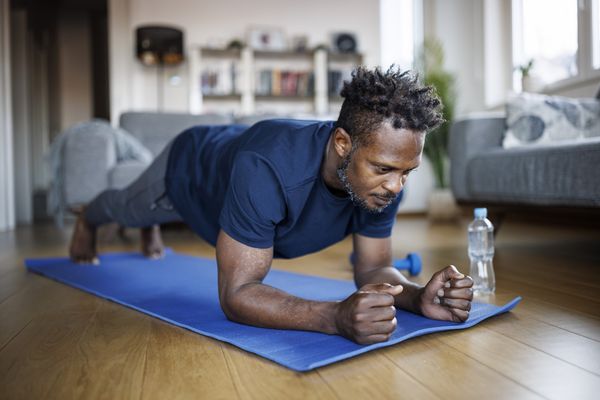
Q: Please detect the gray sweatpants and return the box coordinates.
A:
[84,142,182,228]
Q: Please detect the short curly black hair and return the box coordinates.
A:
[335,65,443,147]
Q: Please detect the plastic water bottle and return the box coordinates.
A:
[468,208,496,294]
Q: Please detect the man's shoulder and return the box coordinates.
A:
[249,118,331,132]
[247,119,333,182]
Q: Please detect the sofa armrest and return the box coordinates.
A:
[449,115,506,201]
[63,127,116,207]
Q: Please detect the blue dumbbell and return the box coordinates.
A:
[349,252,422,276]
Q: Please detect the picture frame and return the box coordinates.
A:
[247,27,287,51]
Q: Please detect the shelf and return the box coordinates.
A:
[191,46,363,115]
[255,94,314,101]
[203,94,242,101]
[254,50,314,60]
[200,47,242,58]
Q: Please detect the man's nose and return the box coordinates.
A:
[382,174,404,195]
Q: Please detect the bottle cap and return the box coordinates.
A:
[474,207,487,218]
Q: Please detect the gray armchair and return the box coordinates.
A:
[52,111,234,224]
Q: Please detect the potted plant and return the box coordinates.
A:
[517,59,537,92]
[418,38,459,221]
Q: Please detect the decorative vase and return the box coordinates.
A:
[427,188,460,222]
[522,75,532,92]
[522,75,542,93]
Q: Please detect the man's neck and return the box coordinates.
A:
[320,133,346,196]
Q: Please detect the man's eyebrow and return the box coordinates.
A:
[371,161,419,172]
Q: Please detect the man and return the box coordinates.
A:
[70,66,474,345]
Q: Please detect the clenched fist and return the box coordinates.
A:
[335,283,403,344]
[417,265,474,323]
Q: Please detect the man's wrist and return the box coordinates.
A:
[396,282,424,315]
[312,301,340,335]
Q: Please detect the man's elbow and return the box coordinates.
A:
[219,290,243,322]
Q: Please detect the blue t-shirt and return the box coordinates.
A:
[165,119,401,259]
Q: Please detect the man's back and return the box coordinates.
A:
[165,119,401,258]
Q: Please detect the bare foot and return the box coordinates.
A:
[141,225,165,259]
[69,207,99,264]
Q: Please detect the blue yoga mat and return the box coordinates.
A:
[25,249,520,371]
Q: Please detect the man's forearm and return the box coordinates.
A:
[221,282,339,334]
[355,267,423,314]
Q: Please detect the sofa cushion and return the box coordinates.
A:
[467,137,600,207]
[120,112,234,156]
[503,93,600,148]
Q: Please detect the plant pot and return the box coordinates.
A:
[521,75,543,92]
[427,188,460,222]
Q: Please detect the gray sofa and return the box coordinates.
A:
[449,114,600,212]
[59,111,294,213]
[60,111,233,212]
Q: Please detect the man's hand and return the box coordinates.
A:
[416,265,474,323]
[335,283,403,344]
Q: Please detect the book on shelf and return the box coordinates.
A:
[328,68,353,98]
[200,60,241,96]
[255,69,314,98]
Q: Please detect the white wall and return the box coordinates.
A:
[424,0,485,117]
[109,0,381,117]
[0,0,16,231]
[483,0,512,108]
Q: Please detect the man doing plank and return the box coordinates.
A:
[70,66,474,344]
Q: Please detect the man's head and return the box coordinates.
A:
[332,66,443,213]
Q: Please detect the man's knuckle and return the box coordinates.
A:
[355,335,368,345]
[356,295,369,307]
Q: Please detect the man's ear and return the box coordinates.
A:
[333,128,353,158]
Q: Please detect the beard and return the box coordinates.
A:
[336,152,396,214]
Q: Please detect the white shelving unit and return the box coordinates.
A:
[189,46,362,116]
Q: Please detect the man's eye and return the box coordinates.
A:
[376,166,390,174]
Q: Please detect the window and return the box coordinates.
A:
[380,0,422,71]
[512,0,599,91]
[593,0,600,69]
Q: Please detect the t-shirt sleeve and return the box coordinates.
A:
[356,191,404,238]
[218,151,286,248]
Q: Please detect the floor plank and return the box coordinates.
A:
[44,301,150,400]
[222,345,339,400]
[383,335,542,399]
[482,311,600,376]
[0,295,100,399]
[141,321,240,399]
[316,351,439,400]
[440,325,600,400]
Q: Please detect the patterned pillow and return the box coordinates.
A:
[503,93,600,148]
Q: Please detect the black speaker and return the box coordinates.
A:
[332,32,357,54]
[136,26,184,66]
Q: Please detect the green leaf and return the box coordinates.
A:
[417,37,456,188]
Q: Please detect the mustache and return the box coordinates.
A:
[374,193,397,201]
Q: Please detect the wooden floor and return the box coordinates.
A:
[1,215,599,399]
